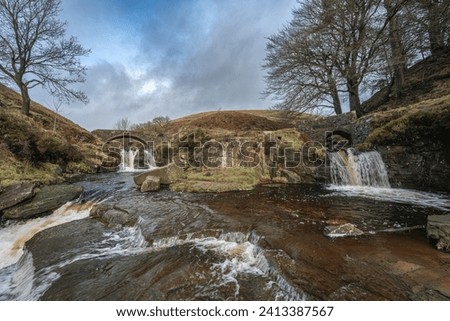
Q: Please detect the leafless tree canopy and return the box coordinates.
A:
[114,117,132,131]
[264,0,450,117]
[0,0,90,115]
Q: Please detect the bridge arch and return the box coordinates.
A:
[326,130,352,151]
[105,132,149,150]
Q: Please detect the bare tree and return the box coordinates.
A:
[114,117,132,131]
[404,0,450,56]
[51,98,63,133]
[265,0,411,117]
[152,116,170,128]
[383,0,410,98]
[422,0,450,55]
[323,0,392,116]
[0,0,89,116]
[264,0,389,117]
[264,2,345,116]
[264,18,343,114]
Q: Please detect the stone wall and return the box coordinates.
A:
[298,112,357,144]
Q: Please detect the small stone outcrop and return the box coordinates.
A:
[280,169,302,183]
[140,176,161,193]
[89,203,137,227]
[0,182,36,212]
[324,223,365,238]
[427,215,450,252]
[2,185,83,220]
[134,163,184,186]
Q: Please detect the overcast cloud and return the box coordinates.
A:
[29,0,296,130]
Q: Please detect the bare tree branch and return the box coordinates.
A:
[0,0,89,115]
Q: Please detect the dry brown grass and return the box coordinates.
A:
[0,83,104,187]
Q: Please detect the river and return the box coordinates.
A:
[1,171,450,300]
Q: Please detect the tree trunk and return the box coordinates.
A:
[332,89,342,115]
[329,78,342,115]
[384,0,406,99]
[20,84,31,116]
[425,0,446,55]
[347,81,362,117]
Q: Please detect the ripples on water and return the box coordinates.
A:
[326,185,450,212]
[1,173,449,301]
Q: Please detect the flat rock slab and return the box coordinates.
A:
[2,185,83,220]
[0,182,35,212]
[171,180,248,193]
[427,214,450,251]
[134,163,184,186]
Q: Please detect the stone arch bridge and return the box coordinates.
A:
[92,130,153,149]
[297,111,366,151]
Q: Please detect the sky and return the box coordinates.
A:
[28,0,297,130]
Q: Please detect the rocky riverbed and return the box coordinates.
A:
[1,172,449,301]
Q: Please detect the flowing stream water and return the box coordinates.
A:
[1,152,450,300]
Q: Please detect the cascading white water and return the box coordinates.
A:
[0,202,93,270]
[120,148,157,171]
[144,149,156,168]
[221,143,227,168]
[328,149,450,211]
[120,148,139,171]
[0,202,93,300]
[329,149,390,187]
[0,202,148,300]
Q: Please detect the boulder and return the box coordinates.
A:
[140,176,161,192]
[324,223,365,238]
[0,182,36,212]
[280,169,302,183]
[2,185,83,220]
[134,163,184,186]
[89,203,137,227]
[427,215,450,252]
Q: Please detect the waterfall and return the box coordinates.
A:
[120,148,139,171]
[329,149,390,187]
[144,149,156,168]
[221,143,227,168]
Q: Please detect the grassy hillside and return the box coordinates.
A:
[0,84,104,187]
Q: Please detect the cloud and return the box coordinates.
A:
[30,0,297,130]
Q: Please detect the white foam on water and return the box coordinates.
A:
[0,202,93,270]
[0,206,148,301]
[0,251,35,300]
[151,231,306,300]
[327,185,450,211]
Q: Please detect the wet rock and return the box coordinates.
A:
[0,182,36,212]
[134,163,184,186]
[25,218,108,270]
[140,176,161,193]
[90,203,137,227]
[280,169,301,183]
[324,223,364,238]
[170,180,246,193]
[427,215,450,251]
[2,185,83,220]
[389,261,424,275]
